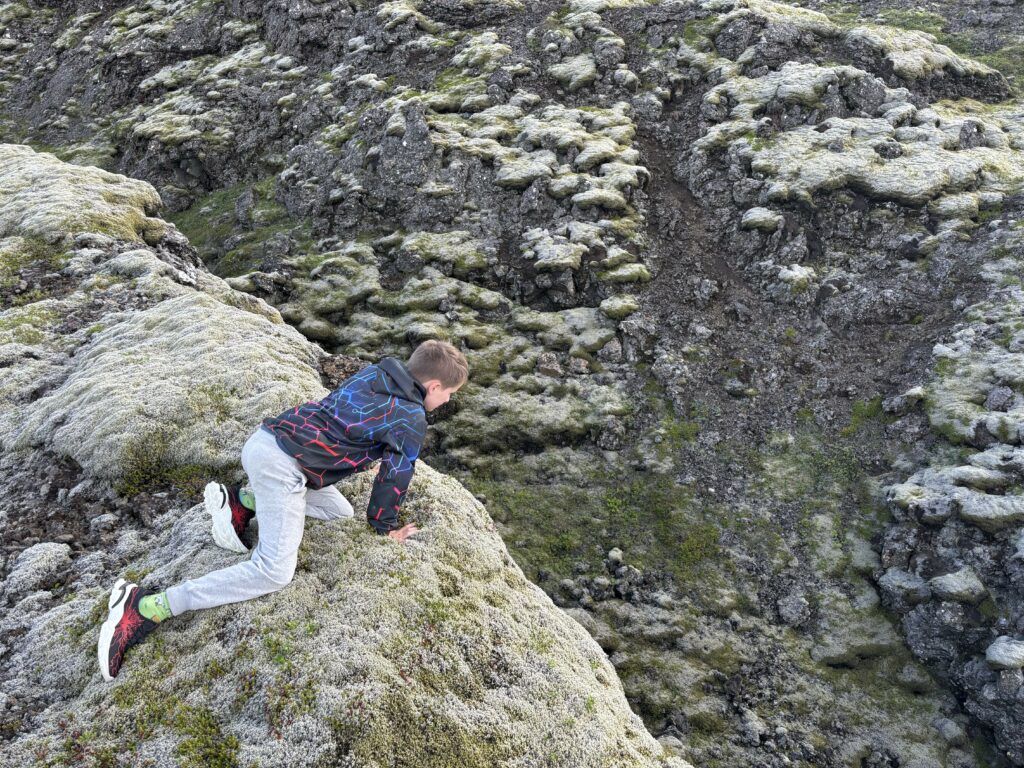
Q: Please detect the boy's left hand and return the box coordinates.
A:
[388,523,419,542]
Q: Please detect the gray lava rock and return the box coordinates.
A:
[777,594,810,626]
[878,567,931,610]
[1,542,71,604]
[985,385,1015,412]
[932,717,966,746]
[986,636,1024,670]
[929,567,987,605]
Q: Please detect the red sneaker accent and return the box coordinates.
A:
[100,583,159,680]
[227,486,255,538]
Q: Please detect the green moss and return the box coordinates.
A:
[201,658,228,683]
[876,9,947,37]
[978,596,1004,621]
[682,16,717,47]
[0,304,60,345]
[328,689,509,767]
[756,428,871,567]
[263,632,295,671]
[321,119,361,150]
[933,357,957,379]
[123,567,153,584]
[432,68,479,91]
[50,727,122,768]
[688,711,727,735]
[976,42,1024,98]
[0,236,68,290]
[839,396,887,436]
[186,383,238,425]
[168,177,313,279]
[463,476,592,578]
[116,423,212,497]
[677,522,721,572]
[94,638,239,768]
[267,677,317,736]
[660,413,701,450]
[931,417,967,445]
[174,707,240,768]
[814,3,862,28]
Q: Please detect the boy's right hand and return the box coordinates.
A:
[387,523,419,542]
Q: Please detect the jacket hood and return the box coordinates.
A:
[375,357,427,405]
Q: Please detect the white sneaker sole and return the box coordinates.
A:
[205,481,249,554]
[97,578,133,681]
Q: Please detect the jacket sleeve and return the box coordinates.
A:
[366,410,427,535]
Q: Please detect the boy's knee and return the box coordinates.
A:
[334,496,354,519]
[262,569,294,591]
[268,570,294,589]
[252,557,295,591]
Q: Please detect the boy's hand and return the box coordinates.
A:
[387,523,419,542]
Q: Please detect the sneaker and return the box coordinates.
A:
[97,579,160,681]
[205,481,251,554]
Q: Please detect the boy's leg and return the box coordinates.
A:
[165,427,309,616]
[305,485,354,521]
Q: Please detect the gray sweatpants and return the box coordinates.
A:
[165,426,353,616]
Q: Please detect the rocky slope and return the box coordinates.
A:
[3,0,1024,765]
[0,144,686,768]
[876,207,1024,765]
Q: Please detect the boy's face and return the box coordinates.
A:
[423,380,461,411]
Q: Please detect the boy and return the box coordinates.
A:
[98,340,469,680]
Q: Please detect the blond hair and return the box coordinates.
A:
[406,340,469,389]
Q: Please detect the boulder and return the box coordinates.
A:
[986,637,1024,670]
[929,568,987,605]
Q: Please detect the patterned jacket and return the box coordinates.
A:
[261,358,428,535]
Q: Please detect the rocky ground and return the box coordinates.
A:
[2,0,1024,765]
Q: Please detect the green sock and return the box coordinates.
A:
[239,487,256,511]
[139,592,173,623]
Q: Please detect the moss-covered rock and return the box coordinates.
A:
[0,145,320,490]
[10,291,324,481]
[3,461,691,768]
[548,53,599,92]
[0,144,165,246]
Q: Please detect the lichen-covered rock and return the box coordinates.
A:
[879,568,931,611]
[548,54,599,92]
[986,637,1024,671]
[0,145,325,486]
[929,568,986,605]
[810,584,903,666]
[879,211,1024,762]
[10,291,325,481]
[845,26,999,82]
[1,465,690,768]
[0,542,71,604]
[0,145,165,245]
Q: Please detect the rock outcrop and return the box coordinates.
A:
[878,203,1024,764]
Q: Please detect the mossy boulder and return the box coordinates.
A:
[0,144,325,491]
[0,144,688,767]
[2,465,691,768]
[0,144,165,246]
[9,291,325,483]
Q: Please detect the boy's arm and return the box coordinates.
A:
[366,412,427,536]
